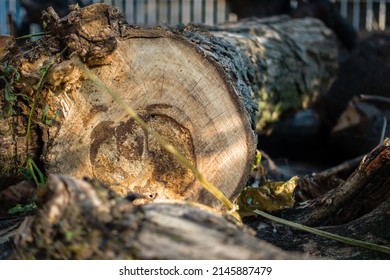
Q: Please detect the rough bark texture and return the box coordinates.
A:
[0,117,41,189]
[210,16,338,130]
[5,175,306,260]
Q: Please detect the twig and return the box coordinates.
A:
[360,94,390,105]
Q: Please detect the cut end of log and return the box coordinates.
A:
[36,3,257,208]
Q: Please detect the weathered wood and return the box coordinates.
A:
[330,97,390,156]
[239,139,390,259]
[279,139,390,226]
[44,5,258,208]
[6,175,306,260]
[0,117,41,189]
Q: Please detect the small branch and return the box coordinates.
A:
[380,116,387,144]
[360,94,390,105]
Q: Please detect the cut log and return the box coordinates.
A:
[41,4,260,208]
[330,97,390,156]
[0,3,338,209]
[246,139,390,259]
[1,4,258,208]
[5,174,306,260]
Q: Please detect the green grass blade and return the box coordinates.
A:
[254,209,390,255]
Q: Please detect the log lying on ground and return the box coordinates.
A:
[1,4,257,207]
[0,4,338,208]
[248,139,390,259]
[7,175,306,260]
[207,17,338,130]
[330,96,390,156]
[2,141,388,259]
[282,138,390,226]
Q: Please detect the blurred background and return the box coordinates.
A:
[0,0,389,35]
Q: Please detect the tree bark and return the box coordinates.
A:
[0,117,41,189]
[6,174,306,260]
[208,16,338,130]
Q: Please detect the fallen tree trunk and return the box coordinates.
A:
[249,139,390,259]
[283,138,390,226]
[3,137,389,260]
[1,4,258,207]
[6,175,306,260]
[0,4,337,208]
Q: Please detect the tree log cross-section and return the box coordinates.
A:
[28,3,257,209]
[0,3,338,210]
